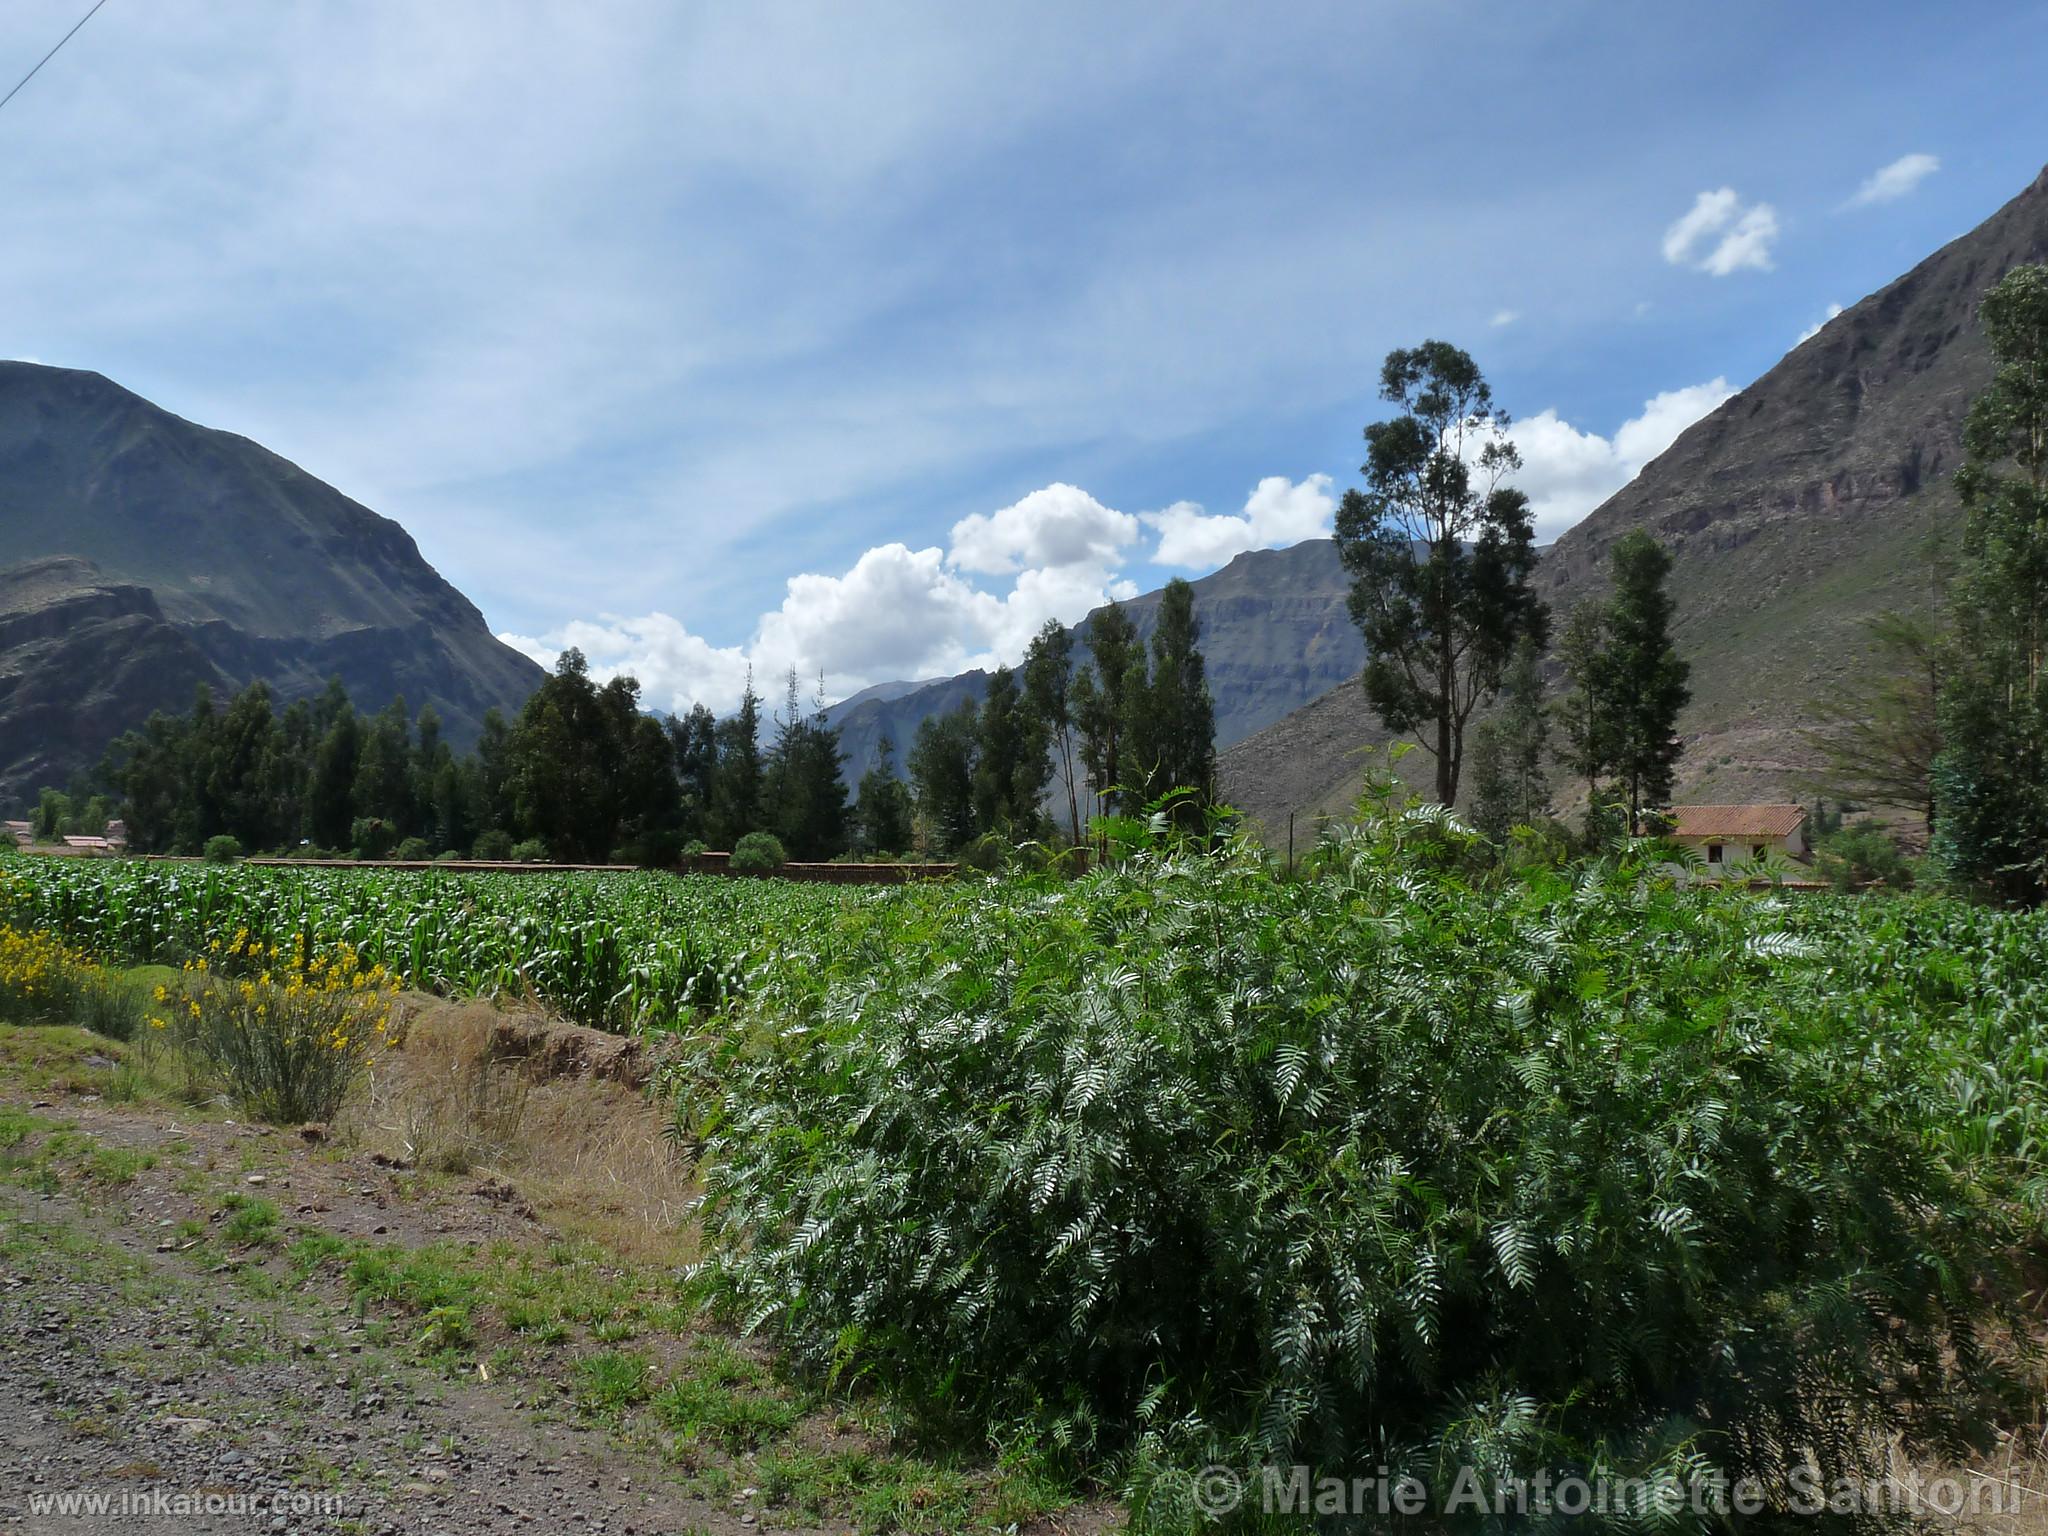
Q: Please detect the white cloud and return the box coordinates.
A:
[1144,474,1337,569]
[1847,153,1938,208]
[1661,187,1778,276]
[947,482,1138,575]
[1495,379,1734,541]
[1796,302,1845,345]
[502,482,1154,714]
[1490,308,1519,328]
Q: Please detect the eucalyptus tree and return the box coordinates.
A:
[1335,342,1547,806]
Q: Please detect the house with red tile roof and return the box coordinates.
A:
[1655,804,1809,872]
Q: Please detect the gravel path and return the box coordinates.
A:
[0,1109,817,1536]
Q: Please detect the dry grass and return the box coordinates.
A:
[342,998,697,1264]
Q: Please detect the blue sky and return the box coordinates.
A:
[4,0,2045,711]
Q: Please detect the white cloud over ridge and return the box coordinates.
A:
[1848,153,1939,207]
[1145,474,1337,569]
[1498,379,1733,540]
[1662,188,1779,276]
[948,483,1137,575]
[502,483,1145,715]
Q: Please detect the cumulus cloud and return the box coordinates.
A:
[1490,308,1519,328]
[1847,153,1939,207]
[1796,302,1845,345]
[1145,474,1338,569]
[1662,187,1778,276]
[1493,379,1734,541]
[947,482,1138,575]
[502,483,1150,714]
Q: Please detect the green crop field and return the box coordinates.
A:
[0,858,881,1033]
[5,822,2048,1531]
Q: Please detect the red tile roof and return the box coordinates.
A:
[1664,804,1807,839]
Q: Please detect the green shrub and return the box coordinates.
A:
[77,973,145,1041]
[471,828,515,862]
[692,811,2017,1528]
[434,849,462,863]
[155,937,401,1123]
[202,835,243,865]
[0,925,98,1025]
[729,831,787,874]
[392,837,433,862]
[508,838,550,864]
[351,817,395,861]
[1815,819,1914,891]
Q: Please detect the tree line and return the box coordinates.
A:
[77,588,1220,866]
[898,579,1217,856]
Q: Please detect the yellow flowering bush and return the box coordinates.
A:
[152,931,402,1123]
[0,924,99,1024]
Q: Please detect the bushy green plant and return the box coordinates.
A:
[730,831,787,874]
[471,828,515,861]
[392,836,433,862]
[1815,819,1913,891]
[0,924,99,1024]
[508,838,550,864]
[202,834,243,865]
[351,817,395,860]
[153,935,400,1123]
[689,811,2018,1529]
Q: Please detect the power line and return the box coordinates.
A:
[0,0,111,119]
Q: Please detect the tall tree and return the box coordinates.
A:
[709,671,765,846]
[854,735,915,855]
[1335,341,1547,805]
[1467,638,1551,840]
[762,671,849,860]
[1022,619,1084,846]
[1934,264,2048,900]
[307,704,361,850]
[1802,610,1945,831]
[669,703,720,840]
[353,697,417,838]
[1552,598,1612,812]
[973,665,1045,834]
[1069,601,1141,818]
[908,700,980,852]
[1601,530,1690,824]
[472,708,515,843]
[1120,578,1216,811]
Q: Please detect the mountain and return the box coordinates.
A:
[0,362,543,807]
[1219,164,2048,835]
[823,538,1361,784]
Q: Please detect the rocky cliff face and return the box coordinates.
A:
[0,363,543,806]
[0,558,221,802]
[824,540,1360,785]
[1218,164,2048,835]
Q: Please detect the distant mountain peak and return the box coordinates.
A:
[0,364,542,805]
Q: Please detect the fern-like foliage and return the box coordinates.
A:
[682,819,2034,1534]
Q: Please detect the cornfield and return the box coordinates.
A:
[0,861,880,1033]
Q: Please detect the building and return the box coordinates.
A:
[3,820,30,847]
[1659,804,1809,870]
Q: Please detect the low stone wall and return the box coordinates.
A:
[219,853,961,884]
